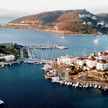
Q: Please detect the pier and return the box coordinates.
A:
[24,58,52,64]
[0,60,22,67]
[26,45,68,50]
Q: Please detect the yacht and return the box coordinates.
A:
[0,100,4,107]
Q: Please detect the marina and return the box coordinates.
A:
[50,77,108,91]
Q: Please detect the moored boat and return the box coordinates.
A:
[0,100,4,107]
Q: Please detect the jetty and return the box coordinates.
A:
[24,58,52,64]
[26,45,68,50]
[0,60,22,67]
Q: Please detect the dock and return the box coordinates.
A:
[0,60,22,67]
[24,58,52,64]
[26,45,68,50]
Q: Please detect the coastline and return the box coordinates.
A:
[42,50,108,91]
[1,25,106,36]
[44,70,108,91]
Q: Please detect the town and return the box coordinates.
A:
[42,50,108,91]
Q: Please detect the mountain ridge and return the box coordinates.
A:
[6,9,108,34]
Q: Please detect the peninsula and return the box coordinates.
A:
[5,9,108,35]
[42,51,108,91]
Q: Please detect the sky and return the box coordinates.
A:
[0,0,108,14]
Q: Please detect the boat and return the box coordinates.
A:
[0,100,4,107]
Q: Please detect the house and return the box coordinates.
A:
[85,59,97,68]
[96,61,108,71]
[82,21,86,25]
[57,56,73,65]
[87,22,92,25]
[97,21,104,26]
[79,14,91,18]
[92,16,97,20]
[0,55,15,62]
[96,52,108,61]
[76,58,85,67]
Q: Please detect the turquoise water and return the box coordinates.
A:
[0,28,108,108]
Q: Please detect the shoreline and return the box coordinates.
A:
[44,74,108,91]
[1,25,107,36]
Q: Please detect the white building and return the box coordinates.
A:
[76,59,85,67]
[0,55,15,61]
[87,22,92,25]
[82,21,86,25]
[96,52,108,61]
[86,59,97,68]
[79,14,91,18]
[96,61,108,71]
[97,21,104,26]
[57,56,73,65]
[95,55,107,61]
[92,16,97,20]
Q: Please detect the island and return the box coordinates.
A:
[42,51,108,91]
[4,9,108,35]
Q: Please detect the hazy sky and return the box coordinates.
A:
[0,0,108,13]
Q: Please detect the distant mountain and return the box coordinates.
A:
[6,9,108,34]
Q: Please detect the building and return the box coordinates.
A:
[96,61,108,71]
[92,16,97,20]
[57,56,73,65]
[87,22,92,25]
[82,21,86,25]
[76,58,85,67]
[96,52,108,61]
[0,55,15,62]
[79,14,91,18]
[97,21,104,26]
[85,59,97,68]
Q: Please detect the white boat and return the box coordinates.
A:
[0,99,4,105]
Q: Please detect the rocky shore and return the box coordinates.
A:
[2,24,100,35]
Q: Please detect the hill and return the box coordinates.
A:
[6,9,108,34]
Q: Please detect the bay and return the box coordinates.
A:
[0,28,108,108]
